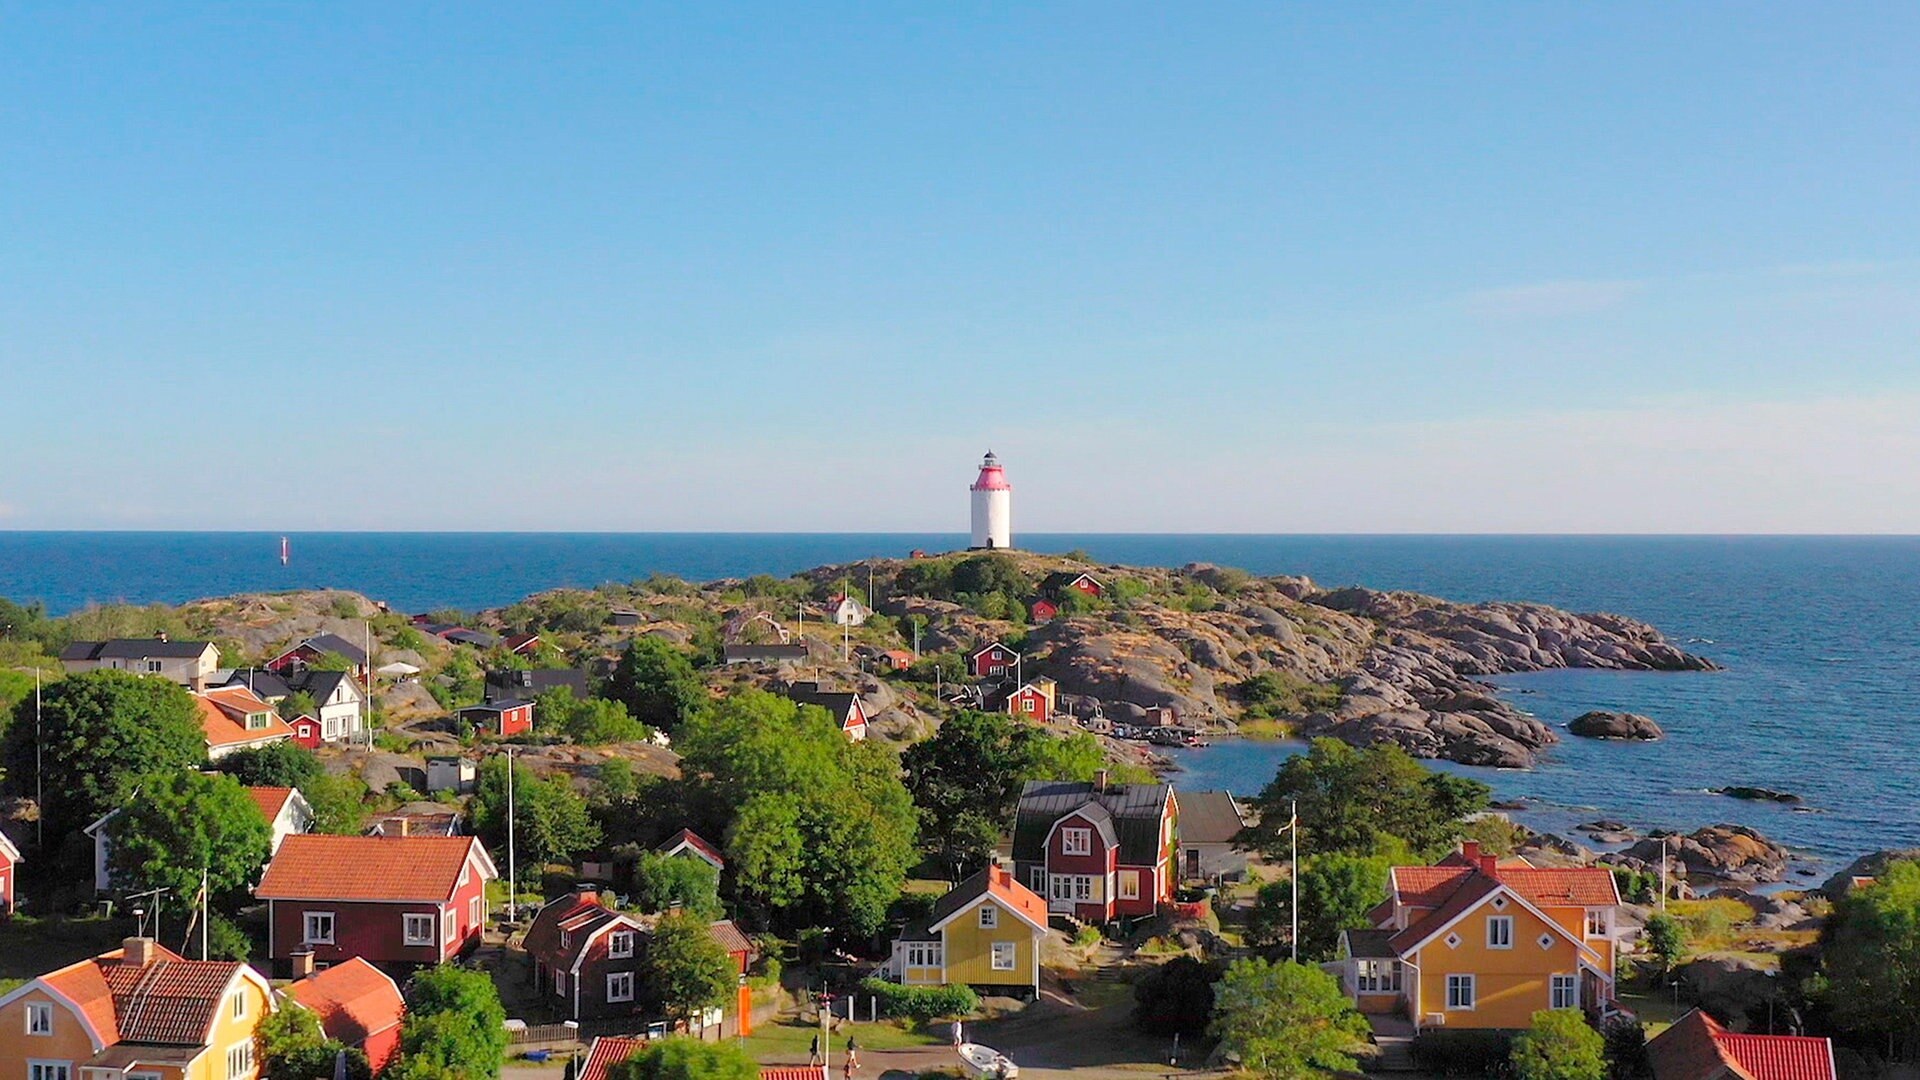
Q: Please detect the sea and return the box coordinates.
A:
[2,532,1916,871]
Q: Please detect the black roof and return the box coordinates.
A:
[60,638,214,661]
[1013,780,1174,866]
[285,632,369,666]
[485,668,591,702]
[1343,928,1399,960]
[284,668,358,701]
[444,629,501,648]
[785,683,861,723]
[1175,790,1247,845]
[221,668,293,700]
[461,699,530,714]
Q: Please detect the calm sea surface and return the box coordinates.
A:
[2,532,1916,867]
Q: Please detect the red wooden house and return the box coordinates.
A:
[526,891,654,1022]
[461,699,534,738]
[255,834,497,974]
[268,632,371,681]
[0,829,19,917]
[1029,599,1058,624]
[993,679,1056,724]
[1012,776,1178,924]
[289,713,324,749]
[969,642,1020,679]
[283,956,407,1073]
[1042,571,1105,599]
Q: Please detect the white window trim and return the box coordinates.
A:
[1445,974,1476,1011]
[904,942,944,969]
[553,969,566,996]
[403,913,436,947]
[1486,915,1514,949]
[1550,973,1580,1010]
[303,912,336,945]
[1062,828,1091,856]
[1118,869,1140,901]
[978,905,997,929]
[610,930,636,959]
[226,1038,256,1079]
[1585,909,1609,938]
[28,1062,73,1080]
[991,941,1017,971]
[607,971,635,1003]
[230,988,247,1019]
[25,1001,53,1035]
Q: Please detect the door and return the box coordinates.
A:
[1184,847,1202,879]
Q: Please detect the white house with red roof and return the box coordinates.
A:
[655,828,725,871]
[255,834,497,975]
[196,684,295,760]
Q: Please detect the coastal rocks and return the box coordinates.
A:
[1568,711,1664,740]
[1624,825,1792,885]
[1580,819,1640,844]
[1712,786,1802,804]
[1820,848,1920,898]
[1301,707,1543,768]
[1516,832,1594,867]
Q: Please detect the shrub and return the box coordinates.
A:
[1132,956,1220,1036]
[1073,924,1103,949]
[1409,1029,1516,1077]
[859,979,979,1021]
[1511,1009,1605,1080]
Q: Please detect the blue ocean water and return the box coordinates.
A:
[2,532,1916,867]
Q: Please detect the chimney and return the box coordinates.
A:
[1460,841,1481,863]
[290,950,316,980]
[123,937,158,967]
[1481,852,1498,875]
[1095,769,1109,793]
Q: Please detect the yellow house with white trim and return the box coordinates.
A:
[887,866,1048,998]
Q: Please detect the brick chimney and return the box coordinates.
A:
[123,937,158,966]
[290,950,316,980]
[1095,769,1110,793]
[1460,841,1497,875]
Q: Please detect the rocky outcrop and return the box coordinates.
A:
[1624,825,1792,884]
[1820,848,1920,898]
[1580,819,1640,844]
[1568,711,1664,740]
[1712,786,1801,804]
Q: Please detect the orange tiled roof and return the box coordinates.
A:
[197,687,294,749]
[247,786,296,821]
[762,1070,829,1080]
[1386,844,1619,955]
[1647,1009,1837,1080]
[284,958,404,1047]
[257,834,490,902]
[580,1036,647,1080]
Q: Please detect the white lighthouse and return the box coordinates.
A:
[969,450,1013,550]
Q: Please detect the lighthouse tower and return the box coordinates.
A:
[969,451,1013,550]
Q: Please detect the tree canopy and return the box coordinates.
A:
[1511,1009,1607,1080]
[1209,958,1371,1080]
[535,687,650,745]
[253,1004,372,1080]
[105,770,274,910]
[631,851,723,920]
[1248,852,1394,961]
[677,690,916,936]
[470,755,601,867]
[608,1037,759,1080]
[2,669,208,840]
[645,910,738,1024]
[213,741,322,789]
[1239,737,1489,860]
[606,638,706,731]
[1133,955,1222,1037]
[1821,859,1920,1056]
[389,965,508,1080]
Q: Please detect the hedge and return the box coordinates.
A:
[1408,1029,1515,1077]
[858,979,980,1021]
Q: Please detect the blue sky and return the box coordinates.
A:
[3,4,1917,532]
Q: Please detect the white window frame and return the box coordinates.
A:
[1486,915,1514,949]
[1074,875,1093,902]
[1551,974,1579,1010]
[1585,909,1608,938]
[978,905,997,929]
[26,1001,53,1035]
[28,1063,72,1080]
[1118,869,1140,901]
[303,911,335,945]
[1029,866,1046,891]
[226,1039,255,1078]
[991,941,1017,971]
[403,913,435,947]
[471,896,483,928]
[1062,827,1091,856]
[553,969,566,996]
[444,909,457,945]
[607,971,635,1003]
[610,930,636,959]
[904,942,943,969]
[230,988,246,1019]
[1355,960,1401,993]
[146,659,163,673]
[1446,974,1476,1010]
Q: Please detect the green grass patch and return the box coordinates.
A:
[1234,718,1295,740]
[740,1018,940,1062]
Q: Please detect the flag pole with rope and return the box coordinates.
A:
[1290,799,1299,963]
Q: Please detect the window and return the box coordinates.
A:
[610,930,636,959]
[553,969,567,996]
[226,1040,256,1078]
[404,914,435,946]
[1486,916,1514,949]
[1551,974,1579,1010]
[246,711,270,731]
[303,912,335,945]
[26,1001,52,1035]
[230,989,247,1019]
[323,717,340,739]
[1585,909,1608,938]
[146,660,164,673]
[1029,867,1046,892]
[29,1064,71,1080]
[444,911,457,944]
[1446,974,1476,1010]
[1062,827,1091,856]
[904,942,943,969]
[991,942,1017,971]
[471,896,483,928]
[978,905,998,929]
[1118,870,1140,901]
[1355,960,1401,994]
[607,972,635,1003]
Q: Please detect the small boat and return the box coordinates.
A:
[958,1043,1017,1080]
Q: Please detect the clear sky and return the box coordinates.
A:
[4,4,1918,532]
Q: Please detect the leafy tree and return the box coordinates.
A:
[471,755,602,866]
[607,1037,759,1080]
[255,1002,372,1080]
[1,669,208,840]
[435,649,484,710]
[392,966,508,1080]
[1240,738,1489,860]
[302,771,369,835]
[1511,1009,1607,1080]
[678,690,916,936]
[1133,955,1221,1036]
[645,910,737,1025]
[951,554,1030,598]
[213,741,322,789]
[1644,913,1685,981]
[535,687,650,745]
[105,770,272,913]
[598,757,639,801]
[607,638,706,731]
[632,851,723,919]
[1820,859,1920,1056]
[308,650,356,672]
[1209,958,1371,1080]
[1601,1018,1649,1080]
[1247,852,1393,960]
[277,689,318,721]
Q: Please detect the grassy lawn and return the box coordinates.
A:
[0,915,137,985]
[1618,988,1689,1035]
[741,1018,941,1062]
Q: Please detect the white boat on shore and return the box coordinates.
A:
[958,1042,1018,1080]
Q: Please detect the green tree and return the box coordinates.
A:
[1248,852,1393,960]
[1240,738,1489,860]
[607,1037,759,1080]
[1,669,208,840]
[471,755,602,866]
[391,965,508,1080]
[1821,859,1920,1055]
[1134,955,1221,1036]
[1644,913,1685,981]
[105,770,272,913]
[302,771,369,835]
[535,687,650,745]
[255,1003,372,1080]
[607,638,706,731]
[631,852,723,919]
[277,689,318,721]
[950,554,1030,598]
[1511,1009,1607,1080]
[645,910,737,1025]
[1210,958,1371,1080]
[213,741,322,789]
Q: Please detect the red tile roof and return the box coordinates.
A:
[580,1035,647,1080]
[256,834,492,902]
[247,786,296,822]
[1648,1009,1836,1080]
[1385,844,1618,955]
[283,958,404,1049]
[99,955,240,1044]
[762,1070,829,1080]
[657,827,725,867]
[197,686,295,749]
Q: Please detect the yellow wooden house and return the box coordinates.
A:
[887,865,1048,998]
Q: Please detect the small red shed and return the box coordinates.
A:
[462,699,534,739]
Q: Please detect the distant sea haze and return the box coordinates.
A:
[4,532,1918,870]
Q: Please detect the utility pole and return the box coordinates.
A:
[506,747,518,923]
[34,667,43,849]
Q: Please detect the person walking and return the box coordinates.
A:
[845,1035,860,1070]
[809,1034,822,1066]
[950,1019,964,1047]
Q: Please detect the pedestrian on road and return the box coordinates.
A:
[842,1054,855,1080]
[951,1020,964,1047]
[809,1035,821,1066]
[846,1035,859,1068]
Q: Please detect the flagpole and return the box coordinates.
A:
[201,864,210,960]
[506,747,518,923]
[1290,799,1299,964]
[34,668,43,850]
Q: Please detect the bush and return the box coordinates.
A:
[859,978,979,1021]
[1133,956,1221,1036]
[1511,1009,1605,1080]
[1073,924,1103,949]
[1409,1029,1516,1077]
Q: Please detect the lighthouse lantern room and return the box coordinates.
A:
[969,451,1013,550]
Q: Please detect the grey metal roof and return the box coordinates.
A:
[291,632,369,666]
[723,643,809,663]
[1013,780,1173,865]
[61,638,213,661]
[1343,928,1399,960]
[486,668,591,701]
[1175,790,1248,845]
[221,668,294,700]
